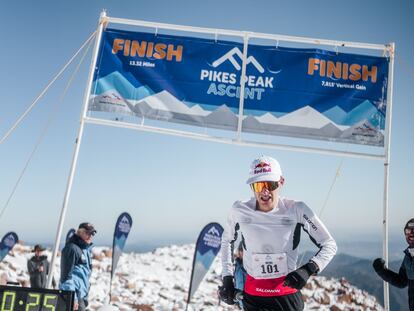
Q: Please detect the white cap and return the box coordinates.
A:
[246,155,283,184]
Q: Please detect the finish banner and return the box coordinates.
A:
[89,28,389,146]
[0,232,18,263]
[187,222,224,304]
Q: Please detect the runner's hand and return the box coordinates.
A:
[218,276,235,305]
[283,261,319,290]
[373,258,385,272]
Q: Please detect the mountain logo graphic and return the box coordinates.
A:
[212,47,265,73]
[4,234,16,247]
[118,216,131,233]
[120,216,130,225]
[207,226,220,236]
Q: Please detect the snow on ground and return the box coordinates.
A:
[0,243,383,310]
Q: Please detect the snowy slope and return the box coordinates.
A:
[0,244,383,311]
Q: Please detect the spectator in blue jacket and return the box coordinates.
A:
[60,222,96,311]
[234,242,246,309]
[234,242,246,292]
[373,218,414,311]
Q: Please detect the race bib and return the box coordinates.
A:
[251,253,288,279]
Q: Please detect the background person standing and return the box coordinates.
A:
[27,244,49,288]
[60,222,96,311]
[373,218,414,311]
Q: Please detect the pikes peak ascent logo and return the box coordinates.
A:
[207,226,220,236]
[203,226,222,248]
[118,216,131,233]
[200,47,275,101]
[4,234,16,247]
[212,47,265,73]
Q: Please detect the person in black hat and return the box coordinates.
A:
[27,244,49,288]
[373,218,414,311]
[60,222,97,311]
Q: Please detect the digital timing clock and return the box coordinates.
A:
[0,285,73,311]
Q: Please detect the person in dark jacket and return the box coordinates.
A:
[60,222,96,311]
[27,244,49,288]
[373,218,414,311]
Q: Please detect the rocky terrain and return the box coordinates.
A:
[0,244,383,310]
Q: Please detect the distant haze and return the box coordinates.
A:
[21,228,408,262]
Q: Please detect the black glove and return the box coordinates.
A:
[373,258,385,272]
[218,276,235,305]
[283,261,319,290]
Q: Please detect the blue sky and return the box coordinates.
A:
[0,0,413,257]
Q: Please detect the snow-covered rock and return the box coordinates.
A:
[0,244,383,310]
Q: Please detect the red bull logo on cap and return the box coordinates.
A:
[254,161,272,174]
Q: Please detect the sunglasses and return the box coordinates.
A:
[250,181,279,192]
[83,230,96,237]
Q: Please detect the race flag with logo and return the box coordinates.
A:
[89,28,389,147]
[111,212,133,279]
[187,222,224,305]
[0,232,19,263]
[65,228,75,245]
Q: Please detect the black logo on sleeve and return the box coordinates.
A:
[303,214,318,231]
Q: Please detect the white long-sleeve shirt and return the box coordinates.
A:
[221,197,337,280]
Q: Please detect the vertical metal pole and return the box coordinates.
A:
[383,158,390,311]
[236,33,249,141]
[382,42,395,311]
[46,11,107,288]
